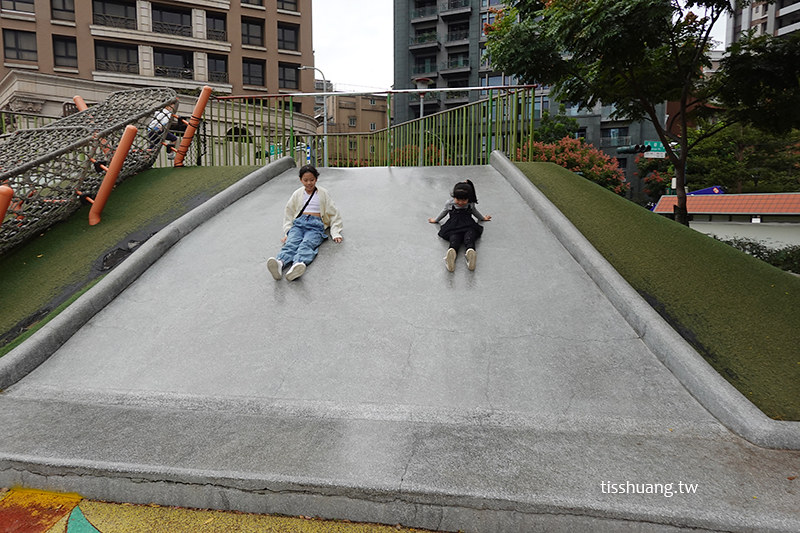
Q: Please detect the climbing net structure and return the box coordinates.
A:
[0,88,179,255]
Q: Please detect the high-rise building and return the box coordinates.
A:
[393,0,509,123]
[0,0,315,115]
[726,0,800,43]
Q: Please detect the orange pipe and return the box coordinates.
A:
[89,125,137,226]
[0,185,13,226]
[73,95,88,111]
[173,85,211,167]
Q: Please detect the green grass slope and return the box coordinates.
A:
[0,165,259,351]
[516,162,800,421]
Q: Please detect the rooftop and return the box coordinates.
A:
[653,193,800,215]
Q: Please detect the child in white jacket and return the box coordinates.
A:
[266,165,343,281]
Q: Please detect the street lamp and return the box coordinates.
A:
[299,65,328,166]
[413,77,433,166]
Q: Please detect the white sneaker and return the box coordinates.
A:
[267,257,283,280]
[465,248,476,271]
[285,262,306,281]
[445,248,456,272]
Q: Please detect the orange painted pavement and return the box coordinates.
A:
[0,489,81,533]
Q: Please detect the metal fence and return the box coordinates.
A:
[200,85,537,169]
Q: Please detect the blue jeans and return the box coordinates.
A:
[277,215,326,265]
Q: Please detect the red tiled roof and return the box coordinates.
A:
[653,193,800,215]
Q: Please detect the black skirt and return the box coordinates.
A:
[438,208,483,240]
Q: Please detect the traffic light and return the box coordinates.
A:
[616,144,652,154]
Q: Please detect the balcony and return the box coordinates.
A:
[92,13,137,30]
[411,5,438,21]
[409,32,439,50]
[155,65,194,80]
[600,136,631,148]
[209,71,229,83]
[95,59,139,74]
[411,64,438,77]
[444,29,469,45]
[444,90,470,104]
[440,57,470,75]
[153,21,193,38]
[207,28,228,41]
[440,0,471,19]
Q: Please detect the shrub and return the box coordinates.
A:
[517,137,629,195]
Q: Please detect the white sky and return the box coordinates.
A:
[311,0,394,92]
[309,2,728,92]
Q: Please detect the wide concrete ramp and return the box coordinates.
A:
[0,163,798,532]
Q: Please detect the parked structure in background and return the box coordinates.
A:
[726,0,800,41]
[0,0,316,115]
[392,0,663,199]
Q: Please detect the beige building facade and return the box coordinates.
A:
[1,0,317,115]
[325,93,389,164]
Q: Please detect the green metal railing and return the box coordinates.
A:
[203,85,536,168]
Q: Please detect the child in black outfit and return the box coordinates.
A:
[428,180,492,271]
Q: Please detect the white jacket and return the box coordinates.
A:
[282,185,343,239]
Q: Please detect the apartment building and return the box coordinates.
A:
[727,0,800,41]
[0,0,316,115]
[393,0,508,123]
[325,93,389,164]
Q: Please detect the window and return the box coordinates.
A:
[1,0,34,12]
[369,98,376,105]
[348,117,357,127]
[208,54,228,83]
[242,18,264,47]
[349,140,357,150]
[95,41,138,73]
[53,35,77,68]
[243,58,265,86]
[207,13,226,41]
[3,29,37,61]
[154,49,193,79]
[51,0,76,21]
[277,23,299,51]
[278,62,298,89]
[369,122,376,131]
[93,0,137,30]
[277,0,297,10]
[152,6,192,37]
[242,0,263,5]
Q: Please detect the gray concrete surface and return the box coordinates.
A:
[0,157,798,532]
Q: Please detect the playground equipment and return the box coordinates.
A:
[0,87,180,255]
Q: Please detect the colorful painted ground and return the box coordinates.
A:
[0,488,431,533]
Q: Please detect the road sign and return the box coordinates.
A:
[644,140,666,159]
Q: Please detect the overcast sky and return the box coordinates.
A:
[310,1,728,93]
[311,0,394,92]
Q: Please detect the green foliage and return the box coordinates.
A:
[686,123,800,193]
[517,137,629,194]
[716,33,800,135]
[535,104,580,143]
[712,236,800,275]
[516,161,800,420]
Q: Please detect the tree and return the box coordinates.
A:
[685,124,800,193]
[485,1,800,225]
[535,103,580,143]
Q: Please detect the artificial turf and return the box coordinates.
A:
[516,162,800,421]
[0,165,259,352]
